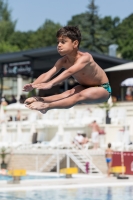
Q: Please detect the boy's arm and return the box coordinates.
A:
[23,58,63,91]
[33,59,63,84]
[88,123,92,127]
[105,150,107,158]
[49,55,90,87]
[34,54,90,89]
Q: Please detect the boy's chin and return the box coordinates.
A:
[59,52,66,56]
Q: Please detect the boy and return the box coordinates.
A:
[23,26,111,113]
[105,143,113,177]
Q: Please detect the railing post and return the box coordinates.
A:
[56,148,60,176]
[67,150,70,168]
[36,154,39,171]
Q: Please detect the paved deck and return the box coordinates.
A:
[0,174,133,191]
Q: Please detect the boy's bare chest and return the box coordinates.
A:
[63,62,95,79]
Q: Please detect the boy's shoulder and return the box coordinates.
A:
[61,52,92,62]
[78,52,93,64]
[80,51,91,56]
[55,57,67,66]
[78,51,92,59]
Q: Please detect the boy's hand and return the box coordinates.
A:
[32,82,53,90]
[23,83,33,92]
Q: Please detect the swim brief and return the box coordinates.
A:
[99,83,112,99]
[106,158,112,163]
[82,82,112,99]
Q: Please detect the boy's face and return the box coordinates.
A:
[57,36,78,56]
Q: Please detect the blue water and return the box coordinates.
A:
[0,186,133,200]
[0,175,65,181]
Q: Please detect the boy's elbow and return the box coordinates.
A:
[66,69,74,76]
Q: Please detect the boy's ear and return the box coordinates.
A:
[73,40,79,48]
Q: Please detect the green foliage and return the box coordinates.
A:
[0,147,10,161]
[9,31,34,50]
[0,0,16,35]
[0,0,132,60]
[115,14,133,60]
[27,89,37,98]
[0,41,19,53]
[98,101,116,111]
[68,0,113,54]
[32,20,61,48]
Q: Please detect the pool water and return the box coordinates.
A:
[0,175,65,181]
[0,186,133,200]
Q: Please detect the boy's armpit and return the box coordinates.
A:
[48,58,64,77]
[54,58,64,70]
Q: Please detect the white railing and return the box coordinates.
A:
[39,148,102,175]
[67,149,102,174]
[40,154,56,172]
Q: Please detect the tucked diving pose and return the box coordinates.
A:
[23,26,111,113]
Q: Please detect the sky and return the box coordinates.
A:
[8,0,133,32]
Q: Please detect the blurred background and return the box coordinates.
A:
[0,0,133,178]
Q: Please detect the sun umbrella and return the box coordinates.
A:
[121,78,133,86]
[6,102,28,110]
[0,105,5,121]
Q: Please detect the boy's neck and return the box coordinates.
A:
[66,50,79,64]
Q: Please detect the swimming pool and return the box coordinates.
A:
[0,186,133,200]
[0,174,65,181]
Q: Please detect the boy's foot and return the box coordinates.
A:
[25,102,49,114]
[24,97,44,105]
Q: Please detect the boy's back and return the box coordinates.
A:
[106,148,113,159]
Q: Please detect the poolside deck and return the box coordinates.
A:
[0,173,133,191]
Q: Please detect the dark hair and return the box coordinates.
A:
[108,143,111,148]
[82,133,86,138]
[56,26,81,48]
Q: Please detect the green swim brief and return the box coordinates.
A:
[100,83,112,98]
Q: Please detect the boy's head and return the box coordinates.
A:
[56,26,81,48]
[108,143,111,148]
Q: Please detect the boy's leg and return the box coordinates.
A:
[25,88,76,104]
[26,85,109,112]
[108,162,112,176]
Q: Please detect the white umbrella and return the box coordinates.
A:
[1,123,7,141]
[107,95,113,107]
[57,123,64,142]
[6,102,28,110]
[29,124,36,143]
[0,105,5,121]
[105,62,133,72]
[121,78,133,86]
[16,122,22,143]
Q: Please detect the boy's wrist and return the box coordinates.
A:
[49,81,54,87]
[30,83,34,88]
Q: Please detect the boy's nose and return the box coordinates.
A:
[58,43,61,47]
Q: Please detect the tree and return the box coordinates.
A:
[0,147,11,169]
[115,14,133,60]
[68,0,112,53]
[0,0,16,52]
[0,41,19,52]
[86,0,99,48]
[29,20,61,49]
[9,31,34,50]
[99,16,120,42]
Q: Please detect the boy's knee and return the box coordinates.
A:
[65,88,75,97]
[69,88,76,95]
